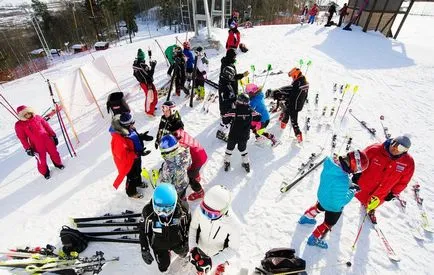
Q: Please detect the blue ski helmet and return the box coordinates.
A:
[153,183,178,222]
[160,134,179,155]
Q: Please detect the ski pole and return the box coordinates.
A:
[0,100,19,120]
[261,64,272,88]
[0,92,18,115]
[250,65,255,83]
[340,85,359,124]
[352,212,368,251]
[304,60,312,76]
[299,59,304,71]
[154,39,169,67]
[332,83,350,123]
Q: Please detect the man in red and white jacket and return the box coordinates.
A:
[353,136,415,223]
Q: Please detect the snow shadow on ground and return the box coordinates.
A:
[314,27,414,70]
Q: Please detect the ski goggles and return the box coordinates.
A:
[200,201,227,220]
[391,141,409,154]
[153,203,175,217]
[349,150,363,174]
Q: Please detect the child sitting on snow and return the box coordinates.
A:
[245,83,280,147]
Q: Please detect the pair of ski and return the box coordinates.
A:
[397,184,434,240]
[141,167,159,188]
[0,251,118,275]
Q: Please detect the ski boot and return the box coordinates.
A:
[242,163,250,173]
[224,162,230,172]
[307,234,328,249]
[296,133,303,143]
[298,215,317,225]
[54,164,65,170]
[216,130,228,142]
[188,189,205,201]
[129,192,143,199]
[44,170,51,179]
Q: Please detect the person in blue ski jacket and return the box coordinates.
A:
[298,150,369,249]
[246,83,278,147]
[183,41,195,88]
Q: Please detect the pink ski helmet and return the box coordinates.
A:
[245,83,260,96]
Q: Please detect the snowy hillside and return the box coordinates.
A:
[1,15,434,275]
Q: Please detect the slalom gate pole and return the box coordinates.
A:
[154,39,169,67]
[304,60,312,76]
[56,103,77,157]
[46,79,73,158]
[0,100,19,120]
[261,64,272,88]
[166,71,176,102]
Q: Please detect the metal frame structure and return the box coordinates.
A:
[191,0,212,37]
[346,0,434,39]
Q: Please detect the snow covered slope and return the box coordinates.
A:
[1,16,434,275]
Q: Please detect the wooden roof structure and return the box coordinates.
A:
[346,0,434,39]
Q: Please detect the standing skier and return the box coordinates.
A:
[133,48,158,116]
[226,21,240,51]
[159,134,192,203]
[325,2,337,26]
[337,3,349,27]
[189,185,241,275]
[164,44,177,66]
[167,46,187,96]
[216,48,249,141]
[308,4,319,24]
[223,93,261,173]
[298,150,369,249]
[174,129,208,201]
[266,68,309,142]
[110,113,153,198]
[245,83,279,147]
[194,46,209,100]
[139,183,190,272]
[15,105,64,179]
[183,41,194,90]
[353,136,415,223]
[155,101,184,149]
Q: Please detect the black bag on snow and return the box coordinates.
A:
[261,248,306,273]
[239,43,249,53]
[60,226,89,254]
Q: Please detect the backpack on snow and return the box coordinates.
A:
[239,43,249,53]
[60,225,89,254]
[260,247,306,273]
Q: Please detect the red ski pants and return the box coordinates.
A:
[140,83,158,115]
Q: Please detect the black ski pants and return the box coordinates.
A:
[226,138,247,152]
[153,244,188,272]
[317,202,342,226]
[187,167,203,192]
[281,107,301,136]
[126,157,141,197]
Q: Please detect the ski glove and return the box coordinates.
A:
[139,131,154,141]
[150,60,157,68]
[141,249,154,265]
[384,192,397,202]
[141,148,151,156]
[26,149,35,157]
[190,247,212,272]
[349,183,360,192]
[52,136,59,146]
[367,196,380,212]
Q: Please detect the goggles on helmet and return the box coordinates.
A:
[200,201,228,220]
[153,202,175,217]
[349,150,363,174]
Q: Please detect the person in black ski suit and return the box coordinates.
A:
[167,46,187,97]
[223,93,261,172]
[155,101,184,149]
[266,68,309,143]
[216,48,249,141]
[139,183,190,272]
[325,3,337,26]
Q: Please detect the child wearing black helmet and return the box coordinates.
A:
[223,93,261,172]
[155,101,184,149]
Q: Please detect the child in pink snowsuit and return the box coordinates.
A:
[15,105,64,179]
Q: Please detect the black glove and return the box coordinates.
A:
[52,136,59,146]
[139,131,154,141]
[150,60,157,67]
[349,183,360,192]
[141,249,154,265]
[190,247,212,272]
[154,141,159,150]
[141,148,151,156]
[26,149,35,157]
[384,192,396,201]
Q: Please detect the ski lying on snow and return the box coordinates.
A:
[371,222,400,262]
